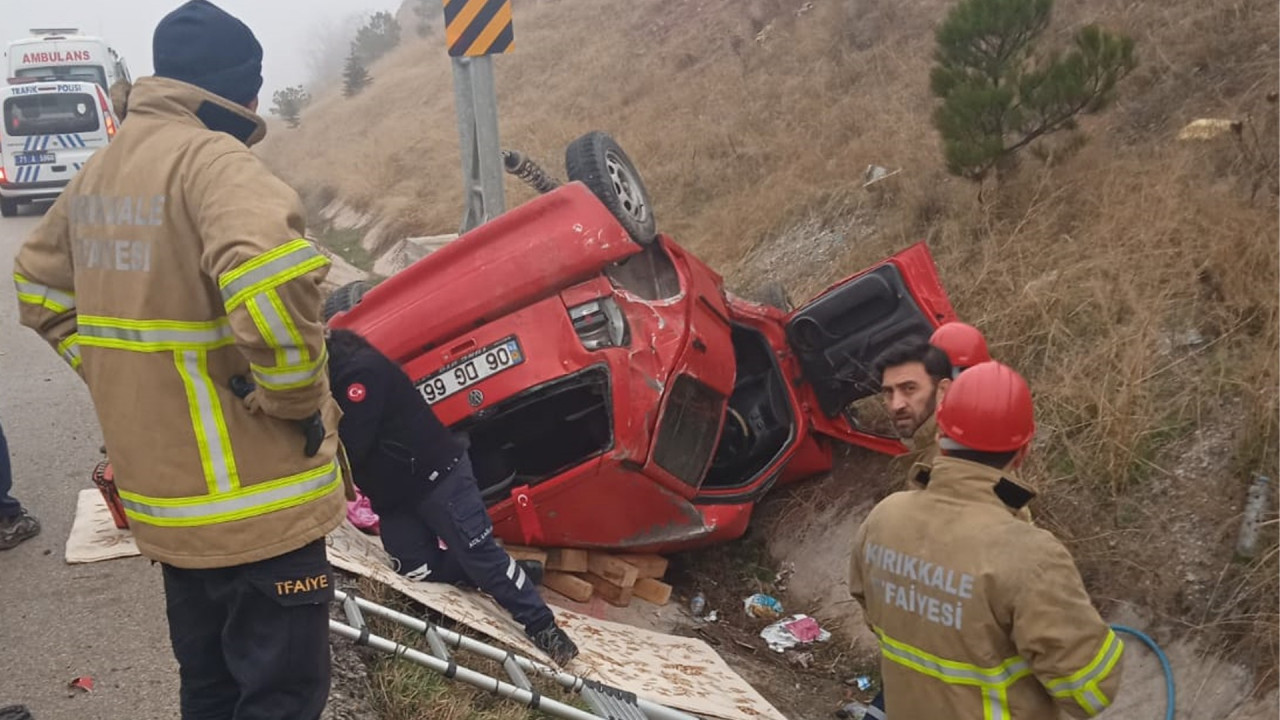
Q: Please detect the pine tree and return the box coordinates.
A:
[269,85,310,129]
[343,51,371,98]
[930,0,1137,181]
[352,11,402,64]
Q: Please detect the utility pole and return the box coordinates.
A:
[442,0,514,233]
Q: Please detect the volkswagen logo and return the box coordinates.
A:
[468,389,484,407]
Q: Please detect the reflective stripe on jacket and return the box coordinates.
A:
[849,457,1123,719]
[13,77,345,568]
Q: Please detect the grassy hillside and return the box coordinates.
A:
[262,0,1279,681]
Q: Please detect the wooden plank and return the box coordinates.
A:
[543,572,594,603]
[545,548,589,573]
[621,553,669,579]
[587,553,639,588]
[584,572,633,607]
[502,545,548,567]
[632,577,672,606]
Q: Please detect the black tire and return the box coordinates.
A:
[565,131,657,245]
[0,198,18,218]
[323,280,373,322]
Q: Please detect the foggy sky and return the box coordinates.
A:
[1,0,398,96]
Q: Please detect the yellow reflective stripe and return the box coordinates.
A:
[875,627,1031,720]
[14,272,75,313]
[57,333,82,370]
[118,461,341,527]
[78,315,236,352]
[876,628,1032,685]
[244,288,310,366]
[219,239,329,310]
[246,298,284,366]
[174,350,239,494]
[1045,630,1123,716]
[266,288,309,362]
[251,347,327,392]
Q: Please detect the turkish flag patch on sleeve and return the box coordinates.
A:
[346,383,367,403]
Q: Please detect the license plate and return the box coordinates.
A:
[14,152,55,166]
[416,337,523,405]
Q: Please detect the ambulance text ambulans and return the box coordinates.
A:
[6,29,131,98]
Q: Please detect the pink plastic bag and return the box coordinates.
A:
[346,489,381,534]
[784,616,825,643]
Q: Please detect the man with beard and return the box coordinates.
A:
[872,337,953,487]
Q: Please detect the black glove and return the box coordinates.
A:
[229,375,324,458]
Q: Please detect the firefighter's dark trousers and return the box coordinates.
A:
[378,454,555,633]
[161,539,333,720]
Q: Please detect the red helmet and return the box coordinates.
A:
[931,322,991,370]
[936,361,1035,452]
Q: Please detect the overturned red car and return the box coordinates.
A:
[328,132,956,554]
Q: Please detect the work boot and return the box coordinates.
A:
[528,622,579,666]
[517,559,544,587]
[0,511,40,550]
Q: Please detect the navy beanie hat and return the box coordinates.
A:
[153,0,264,105]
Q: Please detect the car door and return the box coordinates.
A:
[786,241,957,448]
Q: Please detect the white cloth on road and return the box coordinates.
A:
[66,489,139,563]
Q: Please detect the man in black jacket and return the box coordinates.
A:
[326,329,579,666]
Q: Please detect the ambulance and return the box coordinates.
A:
[0,80,116,217]
[6,29,132,98]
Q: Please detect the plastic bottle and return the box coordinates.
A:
[689,592,706,617]
[1237,475,1271,560]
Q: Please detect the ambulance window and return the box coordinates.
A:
[4,94,99,136]
[15,66,109,92]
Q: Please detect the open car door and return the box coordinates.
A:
[786,242,957,448]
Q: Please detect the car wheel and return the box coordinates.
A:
[0,198,18,218]
[565,131,657,245]
[323,280,373,323]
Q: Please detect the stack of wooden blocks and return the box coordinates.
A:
[503,545,673,608]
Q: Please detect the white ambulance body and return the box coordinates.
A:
[0,80,115,217]
[6,29,131,97]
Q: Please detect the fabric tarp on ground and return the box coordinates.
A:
[66,488,786,720]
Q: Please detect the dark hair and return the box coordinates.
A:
[872,337,952,385]
[326,328,375,364]
[943,448,1019,469]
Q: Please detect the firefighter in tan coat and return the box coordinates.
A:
[850,362,1123,719]
[14,2,344,717]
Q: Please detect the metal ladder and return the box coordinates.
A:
[332,589,702,720]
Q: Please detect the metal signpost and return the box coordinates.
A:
[443,0,514,233]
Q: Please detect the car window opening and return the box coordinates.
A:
[703,326,796,489]
[15,65,109,92]
[652,374,725,488]
[4,93,98,136]
[605,242,680,302]
[462,366,613,505]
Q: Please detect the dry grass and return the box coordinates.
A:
[263,0,1280,685]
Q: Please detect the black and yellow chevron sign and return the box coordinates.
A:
[443,0,514,57]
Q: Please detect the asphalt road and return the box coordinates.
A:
[0,204,179,718]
